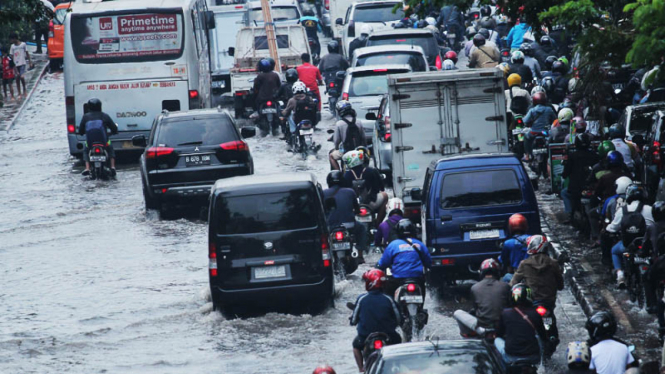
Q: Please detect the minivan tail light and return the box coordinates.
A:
[209,242,218,277]
[220,140,249,151]
[146,146,175,159]
[321,234,331,266]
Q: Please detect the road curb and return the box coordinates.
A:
[6,61,50,132]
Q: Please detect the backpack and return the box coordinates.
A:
[84,119,108,145]
[349,167,371,203]
[386,219,400,243]
[293,96,316,125]
[620,202,646,247]
[509,88,529,115]
[342,117,363,153]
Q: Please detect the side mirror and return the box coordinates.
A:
[132,135,147,148]
[335,18,343,25]
[240,126,256,138]
[411,188,422,201]
[365,112,377,121]
[206,11,216,29]
[324,197,337,212]
[228,46,235,56]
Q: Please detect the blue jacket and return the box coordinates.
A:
[505,23,531,50]
[378,238,432,278]
[524,104,556,132]
[351,290,401,338]
[500,234,530,270]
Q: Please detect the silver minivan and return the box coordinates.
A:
[351,45,429,72]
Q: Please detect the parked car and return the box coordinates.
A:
[416,153,541,281]
[47,2,72,71]
[243,0,301,26]
[351,45,429,72]
[365,340,506,374]
[338,0,404,58]
[365,29,444,70]
[642,110,665,199]
[365,94,392,176]
[134,108,255,212]
[342,64,412,142]
[620,102,665,141]
[208,173,335,314]
[209,4,247,106]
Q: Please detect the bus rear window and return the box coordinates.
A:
[70,11,184,64]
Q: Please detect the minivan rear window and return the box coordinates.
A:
[216,189,317,234]
[356,52,426,71]
[367,35,436,59]
[440,169,522,208]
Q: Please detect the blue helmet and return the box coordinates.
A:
[258,59,272,72]
[608,124,625,139]
[606,150,624,168]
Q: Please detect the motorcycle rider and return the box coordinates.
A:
[586,311,636,374]
[476,28,499,53]
[342,150,388,224]
[561,133,599,222]
[296,53,323,111]
[281,81,316,140]
[505,73,531,120]
[643,201,665,316]
[468,34,499,68]
[523,92,556,160]
[348,24,373,59]
[495,283,547,365]
[299,10,322,57]
[478,16,499,45]
[500,214,531,281]
[549,108,574,143]
[591,140,616,182]
[607,183,653,287]
[471,259,511,328]
[318,40,348,81]
[436,4,464,48]
[329,100,365,170]
[463,26,477,57]
[565,341,593,374]
[534,36,558,68]
[253,58,281,136]
[377,219,432,297]
[551,60,569,105]
[444,50,458,66]
[78,98,118,176]
[350,269,402,372]
[520,42,542,80]
[275,68,298,106]
[608,124,639,173]
[374,206,404,248]
[324,170,366,262]
[508,51,534,86]
[595,151,631,202]
[511,235,564,351]
[505,17,531,52]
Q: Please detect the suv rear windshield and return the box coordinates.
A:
[70,11,184,64]
[440,169,523,208]
[156,116,236,147]
[349,70,407,97]
[354,4,404,22]
[367,35,436,60]
[356,52,426,71]
[216,189,318,235]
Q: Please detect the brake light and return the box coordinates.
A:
[360,207,368,216]
[235,90,248,96]
[94,147,101,154]
[322,234,331,266]
[653,141,661,164]
[48,20,54,38]
[264,260,275,265]
[502,50,510,56]
[373,340,384,350]
[67,124,76,133]
[404,207,420,219]
[435,54,442,70]
[407,283,416,292]
[220,140,249,151]
[474,13,479,19]
[329,82,335,87]
[342,92,349,101]
[440,258,455,265]
[373,69,388,72]
[209,242,218,277]
[66,96,75,129]
[642,266,649,272]
[396,39,406,42]
[235,5,243,8]
[335,231,344,241]
[384,133,391,141]
[325,0,329,9]
[517,118,524,125]
[536,306,547,316]
[189,90,199,99]
[146,146,174,159]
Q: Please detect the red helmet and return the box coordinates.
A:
[312,366,336,374]
[444,50,458,64]
[532,92,547,105]
[480,258,501,277]
[362,269,386,291]
[526,235,548,255]
[508,213,528,234]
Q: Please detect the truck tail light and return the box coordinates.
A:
[653,140,661,163]
[209,242,218,277]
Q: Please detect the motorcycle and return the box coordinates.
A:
[572,187,595,235]
[257,100,280,137]
[510,115,526,159]
[506,359,538,374]
[534,304,559,358]
[624,237,649,308]
[308,37,321,65]
[88,143,113,180]
[346,303,394,368]
[330,224,359,279]
[292,120,321,159]
[500,48,511,63]
[529,130,549,179]
[394,279,428,342]
[324,71,345,116]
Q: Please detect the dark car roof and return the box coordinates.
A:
[629,102,665,113]
[379,339,495,358]
[212,173,317,194]
[159,108,232,121]
[430,153,520,171]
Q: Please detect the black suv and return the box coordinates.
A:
[134,108,255,211]
[208,173,335,315]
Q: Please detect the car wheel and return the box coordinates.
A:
[142,183,160,210]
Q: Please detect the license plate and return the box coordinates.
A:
[254,265,287,279]
[512,129,522,135]
[581,198,591,204]
[90,155,106,162]
[356,215,372,223]
[300,129,314,135]
[543,317,552,326]
[261,108,277,114]
[634,256,649,264]
[332,242,351,250]
[401,295,423,303]
[212,81,225,88]
[533,148,548,154]
[447,33,456,38]
[185,155,211,166]
[469,229,500,240]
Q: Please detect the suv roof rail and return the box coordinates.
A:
[161,109,169,115]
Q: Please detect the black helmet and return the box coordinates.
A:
[396,219,416,240]
[541,76,555,93]
[266,57,276,70]
[552,60,566,74]
[285,68,298,83]
[653,201,665,222]
[609,123,625,139]
[510,283,533,306]
[625,183,646,204]
[585,311,616,341]
[479,16,494,30]
[540,35,552,46]
[574,133,591,149]
[326,170,343,188]
[473,33,486,47]
[519,42,534,57]
[466,26,477,39]
[545,55,558,70]
[480,5,491,18]
[327,40,340,54]
[258,59,272,72]
[304,9,315,17]
[87,98,102,112]
[477,28,490,40]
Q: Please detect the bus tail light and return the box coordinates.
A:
[66,96,75,132]
[189,90,200,109]
[209,242,218,277]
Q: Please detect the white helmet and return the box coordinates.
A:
[615,176,632,195]
[566,342,590,368]
[386,197,404,215]
[360,24,373,35]
[442,59,455,70]
[531,85,546,95]
[425,17,436,26]
[342,150,364,169]
[292,80,307,95]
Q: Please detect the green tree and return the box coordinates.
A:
[624,0,665,68]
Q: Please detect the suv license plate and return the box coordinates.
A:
[401,295,423,303]
[469,229,500,240]
[332,242,351,250]
[261,108,277,114]
[356,215,372,223]
[90,155,107,162]
[300,129,314,135]
[512,129,522,135]
[185,155,211,166]
[254,265,286,279]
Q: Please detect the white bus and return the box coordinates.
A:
[64,0,215,157]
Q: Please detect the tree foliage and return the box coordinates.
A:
[624,0,665,67]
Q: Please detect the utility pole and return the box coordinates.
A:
[260,0,281,73]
